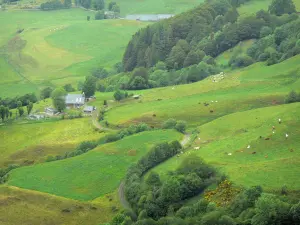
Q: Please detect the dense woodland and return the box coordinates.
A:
[91,0,300,91]
[112,143,300,225]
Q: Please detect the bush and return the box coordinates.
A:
[260,26,273,38]
[285,90,299,103]
[76,141,98,152]
[230,54,254,68]
[95,10,105,20]
[162,118,177,129]
[175,120,187,133]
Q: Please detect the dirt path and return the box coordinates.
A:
[118,181,131,209]
[91,111,114,131]
[180,133,191,148]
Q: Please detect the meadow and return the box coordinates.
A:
[0,117,105,167]
[152,102,300,191]
[0,185,120,225]
[104,55,300,127]
[7,130,183,200]
[0,9,147,97]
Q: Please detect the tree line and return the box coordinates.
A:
[98,0,296,91]
[112,152,300,225]
[40,0,71,10]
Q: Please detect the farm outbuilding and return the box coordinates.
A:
[83,106,95,114]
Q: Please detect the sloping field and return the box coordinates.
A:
[152,102,300,191]
[0,9,146,97]
[0,117,104,167]
[7,130,183,200]
[105,55,300,127]
[0,186,120,225]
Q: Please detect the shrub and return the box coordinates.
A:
[95,10,105,20]
[285,91,299,103]
[175,120,187,133]
[162,118,177,129]
[76,141,98,152]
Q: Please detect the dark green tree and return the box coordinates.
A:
[113,90,124,101]
[26,102,33,115]
[93,0,104,10]
[268,0,296,16]
[95,10,105,20]
[63,84,75,92]
[175,120,187,133]
[18,107,24,117]
[51,88,67,112]
[41,87,54,99]
[0,105,5,121]
[108,1,116,10]
[224,7,239,23]
[82,76,97,97]
[64,0,72,8]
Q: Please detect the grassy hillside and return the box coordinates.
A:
[7,130,183,200]
[104,55,300,127]
[152,102,300,191]
[0,9,146,97]
[0,186,120,225]
[0,117,104,167]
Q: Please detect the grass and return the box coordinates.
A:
[238,0,272,16]
[152,102,300,191]
[104,55,300,127]
[0,9,147,97]
[215,39,255,66]
[0,117,105,167]
[0,185,120,225]
[7,130,183,200]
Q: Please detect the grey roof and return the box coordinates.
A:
[83,106,94,112]
[125,14,174,21]
[65,94,85,105]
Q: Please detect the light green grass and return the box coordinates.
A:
[152,103,300,191]
[238,0,272,16]
[0,185,120,225]
[105,55,300,127]
[0,9,146,97]
[7,130,183,200]
[0,117,105,167]
[114,0,204,16]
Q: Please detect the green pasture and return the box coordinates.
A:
[0,9,146,97]
[105,55,300,127]
[113,0,204,16]
[152,103,300,191]
[238,0,271,16]
[0,185,120,225]
[7,130,183,200]
[0,117,104,167]
[215,39,255,66]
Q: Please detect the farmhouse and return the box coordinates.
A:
[65,94,85,108]
[125,14,174,22]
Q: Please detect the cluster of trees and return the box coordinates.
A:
[122,0,258,71]
[0,93,37,109]
[162,118,187,133]
[285,90,300,104]
[0,105,11,121]
[114,154,218,224]
[40,0,71,10]
[113,90,130,101]
[118,0,300,86]
[105,123,150,143]
[245,11,300,67]
[113,159,300,225]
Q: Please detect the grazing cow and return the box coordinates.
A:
[252,152,256,154]
[152,114,156,117]
[265,137,270,140]
[210,110,214,113]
